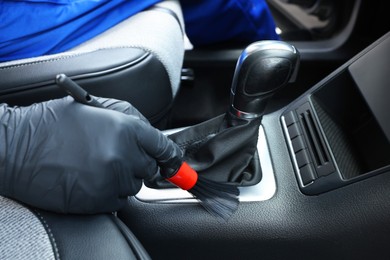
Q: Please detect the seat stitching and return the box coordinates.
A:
[33,210,61,260]
[0,53,89,71]
[0,47,146,71]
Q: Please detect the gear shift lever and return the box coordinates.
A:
[147,42,299,189]
[229,40,300,122]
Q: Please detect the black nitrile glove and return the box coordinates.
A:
[0,96,182,214]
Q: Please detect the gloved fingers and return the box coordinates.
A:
[132,153,159,182]
[132,119,183,169]
[2,96,165,214]
[94,96,148,123]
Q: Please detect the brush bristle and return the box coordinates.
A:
[189,176,239,221]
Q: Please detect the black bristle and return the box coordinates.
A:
[161,161,240,221]
[188,175,239,221]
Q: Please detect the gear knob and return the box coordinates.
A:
[230,40,300,120]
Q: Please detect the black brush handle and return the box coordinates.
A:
[55,74,104,108]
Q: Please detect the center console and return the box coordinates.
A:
[122,31,390,260]
[282,31,390,194]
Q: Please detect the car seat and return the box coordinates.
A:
[0,196,151,260]
[0,0,184,125]
[0,0,184,259]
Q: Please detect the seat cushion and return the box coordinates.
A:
[0,0,184,124]
[70,0,185,96]
[0,196,56,260]
[0,196,151,260]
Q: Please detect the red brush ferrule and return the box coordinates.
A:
[167,162,198,190]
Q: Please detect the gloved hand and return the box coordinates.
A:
[0,96,182,214]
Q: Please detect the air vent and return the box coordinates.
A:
[296,102,335,177]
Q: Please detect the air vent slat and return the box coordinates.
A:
[295,102,335,177]
[301,110,329,166]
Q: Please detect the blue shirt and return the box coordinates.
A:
[0,0,279,62]
[181,0,279,46]
[0,0,160,62]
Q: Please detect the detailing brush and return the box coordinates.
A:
[159,160,239,221]
[55,74,240,220]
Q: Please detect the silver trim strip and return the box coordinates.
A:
[135,125,276,203]
[229,105,262,120]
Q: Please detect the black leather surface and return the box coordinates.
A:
[0,48,146,91]
[36,210,150,260]
[0,48,173,123]
[146,114,262,188]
